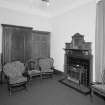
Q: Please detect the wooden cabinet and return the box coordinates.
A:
[2,24,50,65]
[2,24,32,64]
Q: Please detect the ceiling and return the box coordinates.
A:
[0,0,97,17]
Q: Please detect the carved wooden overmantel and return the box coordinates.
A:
[65,33,92,54]
[63,33,93,94]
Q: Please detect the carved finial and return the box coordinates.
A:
[72,33,83,38]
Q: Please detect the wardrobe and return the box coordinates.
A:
[2,24,50,65]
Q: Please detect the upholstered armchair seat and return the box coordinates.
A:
[28,70,40,76]
[41,68,53,73]
[9,76,27,84]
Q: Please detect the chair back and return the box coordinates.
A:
[25,59,38,71]
[39,58,54,71]
[3,61,25,78]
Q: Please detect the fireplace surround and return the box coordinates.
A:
[61,33,93,94]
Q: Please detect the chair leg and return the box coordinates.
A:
[40,73,43,80]
[9,89,12,96]
[27,75,32,86]
[8,86,12,96]
[51,73,53,78]
[47,73,53,78]
[90,88,94,102]
[23,83,26,88]
[41,73,53,79]
[24,83,28,91]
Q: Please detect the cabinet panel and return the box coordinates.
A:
[2,27,12,64]
[32,31,50,59]
[24,29,32,62]
[11,29,25,62]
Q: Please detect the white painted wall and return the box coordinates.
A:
[50,1,96,81]
[0,7,51,53]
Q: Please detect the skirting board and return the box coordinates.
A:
[53,69,63,74]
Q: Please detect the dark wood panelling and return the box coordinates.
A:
[2,24,32,64]
[32,31,50,59]
[2,24,50,64]
[11,29,25,62]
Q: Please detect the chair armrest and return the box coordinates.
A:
[5,75,9,80]
[51,66,54,70]
[22,71,29,77]
[4,74,10,84]
[39,66,41,71]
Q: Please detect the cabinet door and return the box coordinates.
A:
[32,31,50,59]
[2,27,12,64]
[24,29,32,62]
[40,34,50,57]
[11,28,25,63]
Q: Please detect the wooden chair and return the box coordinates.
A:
[25,59,41,80]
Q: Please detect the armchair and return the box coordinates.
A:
[39,58,54,79]
[3,61,28,95]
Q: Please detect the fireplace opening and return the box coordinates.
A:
[67,57,90,87]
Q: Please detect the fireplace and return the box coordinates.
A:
[67,56,90,86]
[62,33,92,94]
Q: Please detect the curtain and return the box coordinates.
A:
[95,0,105,82]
